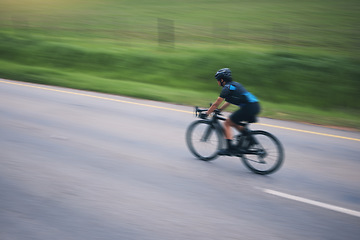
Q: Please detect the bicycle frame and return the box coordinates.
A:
[195,106,260,156]
[188,106,284,174]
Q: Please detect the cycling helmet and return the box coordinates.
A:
[215,68,232,82]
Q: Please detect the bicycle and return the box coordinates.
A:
[186,106,284,175]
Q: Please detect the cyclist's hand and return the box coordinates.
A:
[214,109,222,115]
[199,113,208,119]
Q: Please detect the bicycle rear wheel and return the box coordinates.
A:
[186,120,223,161]
[241,130,284,175]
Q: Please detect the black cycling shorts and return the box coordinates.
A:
[230,102,260,124]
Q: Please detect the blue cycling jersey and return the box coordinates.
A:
[219,81,258,106]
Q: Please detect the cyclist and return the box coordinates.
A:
[203,68,260,156]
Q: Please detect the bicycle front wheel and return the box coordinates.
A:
[186,120,223,161]
[241,130,284,175]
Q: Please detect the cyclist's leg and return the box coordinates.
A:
[229,103,260,146]
[224,118,245,141]
[223,118,236,139]
[231,103,260,127]
[218,109,243,155]
[219,103,260,156]
[233,103,260,148]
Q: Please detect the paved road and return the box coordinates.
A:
[1,79,359,240]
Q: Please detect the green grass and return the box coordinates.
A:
[0,0,359,130]
[1,54,359,130]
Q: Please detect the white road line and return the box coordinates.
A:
[262,189,360,218]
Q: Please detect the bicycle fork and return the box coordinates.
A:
[201,124,215,142]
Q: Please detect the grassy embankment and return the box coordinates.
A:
[0,0,359,129]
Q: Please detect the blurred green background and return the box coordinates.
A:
[1,0,359,129]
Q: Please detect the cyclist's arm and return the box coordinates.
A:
[206,97,224,116]
[219,102,231,112]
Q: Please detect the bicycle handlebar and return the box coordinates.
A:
[194,106,226,121]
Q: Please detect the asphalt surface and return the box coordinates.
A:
[1,79,359,240]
